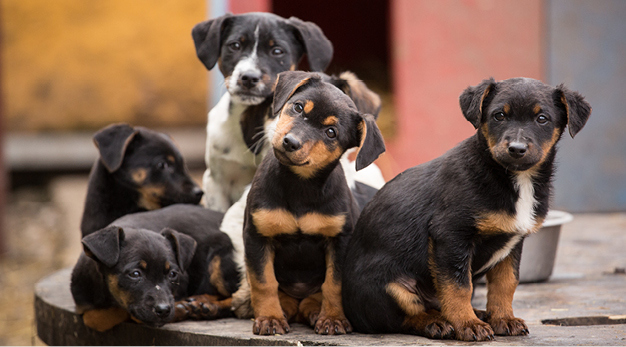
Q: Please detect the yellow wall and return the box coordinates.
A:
[2,0,210,131]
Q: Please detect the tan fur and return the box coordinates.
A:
[106,274,131,308]
[252,208,346,238]
[503,103,511,114]
[290,142,343,179]
[278,290,300,322]
[299,212,346,237]
[476,212,519,234]
[299,292,323,325]
[486,256,517,319]
[533,103,542,114]
[322,116,338,126]
[131,168,147,184]
[318,248,346,320]
[137,185,164,210]
[386,282,425,316]
[251,208,298,237]
[139,260,147,270]
[208,256,230,297]
[304,100,314,114]
[248,249,284,320]
[82,307,129,332]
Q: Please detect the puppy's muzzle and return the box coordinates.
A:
[282,134,302,152]
[507,141,528,159]
[240,71,262,90]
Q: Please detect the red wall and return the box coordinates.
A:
[387,0,544,177]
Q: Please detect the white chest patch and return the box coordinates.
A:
[476,172,538,274]
[513,172,537,234]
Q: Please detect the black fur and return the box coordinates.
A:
[81,124,203,237]
[71,204,239,331]
[71,226,195,329]
[342,77,591,341]
[243,71,385,336]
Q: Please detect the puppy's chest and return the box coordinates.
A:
[474,173,544,274]
[251,208,347,238]
[207,98,261,166]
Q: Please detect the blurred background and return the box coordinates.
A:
[0,0,624,344]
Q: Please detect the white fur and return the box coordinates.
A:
[227,26,264,105]
[202,93,266,212]
[477,172,537,274]
[220,184,249,271]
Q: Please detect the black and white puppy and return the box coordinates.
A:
[192,12,333,212]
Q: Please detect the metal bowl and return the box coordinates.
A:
[518,210,573,283]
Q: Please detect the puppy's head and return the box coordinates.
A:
[460,77,591,172]
[93,124,203,209]
[192,12,333,105]
[82,226,196,327]
[270,71,385,179]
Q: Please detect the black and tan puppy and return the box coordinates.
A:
[243,71,385,335]
[71,226,196,332]
[81,123,203,236]
[71,204,239,332]
[342,77,591,341]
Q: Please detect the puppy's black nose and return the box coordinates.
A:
[192,186,204,199]
[154,304,172,318]
[240,72,261,89]
[508,142,528,159]
[282,134,302,152]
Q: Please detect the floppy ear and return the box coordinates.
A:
[459,77,496,129]
[241,98,273,155]
[553,84,592,138]
[329,72,382,118]
[355,114,386,171]
[285,16,333,72]
[93,123,139,172]
[192,13,233,70]
[161,228,197,270]
[272,71,321,116]
[82,226,124,268]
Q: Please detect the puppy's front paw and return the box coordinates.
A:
[454,319,495,341]
[253,316,290,335]
[489,316,529,336]
[314,315,352,335]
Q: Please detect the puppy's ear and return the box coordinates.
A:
[161,228,197,270]
[285,16,333,72]
[192,13,233,70]
[460,77,496,129]
[355,114,386,171]
[82,226,124,268]
[553,85,592,138]
[272,71,321,116]
[330,72,381,118]
[93,123,139,172]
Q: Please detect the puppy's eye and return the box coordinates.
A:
[493,112,505,121]
[271,47,284,56]
[168,270,178,281]
[536,114,549,124]
[293,102,304,113]
[325,127,337,139]
[129,270,141,279]
[228,42,241,51]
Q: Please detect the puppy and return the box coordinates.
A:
[192,12,333,212]
[243,71,385,335]
[71,226,196,332]
[71,204,239,332]
[342,77,591,341]
[81,123,203,236]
